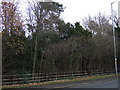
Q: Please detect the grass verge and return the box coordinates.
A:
[1,74,117,88]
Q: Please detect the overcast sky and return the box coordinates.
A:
[56,0,119,24]
[1,0,119,24]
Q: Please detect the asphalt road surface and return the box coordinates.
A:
[70,79,118,88]
[30,76,119,88]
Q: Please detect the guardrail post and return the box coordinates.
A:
[12,75,14,85]
[64,72,65,79]
[85,70,86,76]
[45,74,47,81]
[55,73,57,81]
[72,71,73,78]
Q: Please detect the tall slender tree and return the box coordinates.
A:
[27,1,64,74]
[1,0,25,74]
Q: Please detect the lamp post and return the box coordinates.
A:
[111,0,119,75]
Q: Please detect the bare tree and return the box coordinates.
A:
[82,13,114,70]
[82,12,112,36]
[27,1,64,74]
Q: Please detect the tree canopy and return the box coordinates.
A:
[1,1,119,75]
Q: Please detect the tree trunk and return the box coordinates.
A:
[32,35,38,75]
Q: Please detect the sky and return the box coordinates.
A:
[56,0,119,24]
[0,0,119,24]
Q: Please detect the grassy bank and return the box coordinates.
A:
[2,74,117,88]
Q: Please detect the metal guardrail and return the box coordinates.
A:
[2,69,119,86]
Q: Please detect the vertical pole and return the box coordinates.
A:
[111,2,118,75]
[56,73,57,81]
[0,36,1,88]
[118,1,120,27]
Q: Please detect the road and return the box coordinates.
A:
[30,76,119,88]
[69,79,118,88]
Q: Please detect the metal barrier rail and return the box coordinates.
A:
[2,69,118,86]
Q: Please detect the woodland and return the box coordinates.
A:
[1,1,120,75]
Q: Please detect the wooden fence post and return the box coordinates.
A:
[56,73,57,81]
[12,75,14,85]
